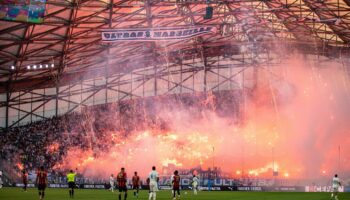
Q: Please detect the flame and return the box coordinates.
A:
[51,56,350,180]
[247,163,279,177]
[17,163,24,171]
[162,158,183,167]
[284,172,289,178]
[48,142,59,152]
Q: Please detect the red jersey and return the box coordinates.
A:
[172,175,180,188]
[36,171,47,185]
[22,173,28,184]
[117,172,127,187]
[132,175,140,187]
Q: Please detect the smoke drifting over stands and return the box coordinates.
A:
[1,57,350,187]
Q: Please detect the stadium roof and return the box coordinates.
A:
[1,0,350,93]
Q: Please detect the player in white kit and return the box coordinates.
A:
[109,174,115,192]
[170,174,174,196]
[148,166,159,200]
[192,175,199,195]
[331,174,341,200]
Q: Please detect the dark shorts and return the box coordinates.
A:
[173,187,180,195]
[38,184,46,190]
[68,182,75,189]
[173,186,180,190]
[133,185,139,190]
[119,186,127,192]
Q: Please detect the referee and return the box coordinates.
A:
[67,170,77,198]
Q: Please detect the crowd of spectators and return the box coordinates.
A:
[0,113,91,172]
[0,91,241,182]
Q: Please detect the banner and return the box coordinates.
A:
[345,187,350,192]
[49,184,68,188]
[0,0,46,23]
[101,26,217,42]
[269,186,305,192]
[15,183,35,188]
[198,186,222,191]
[83,184,105,189]
[12,183,343,192]
[237,186,263,191]
[305,186,345,192]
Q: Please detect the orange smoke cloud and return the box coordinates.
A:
[54,55,350,181]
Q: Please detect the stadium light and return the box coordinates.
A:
[10,65,15,70]
[24,63,55,70]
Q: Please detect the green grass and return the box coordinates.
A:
[0,187,349,200]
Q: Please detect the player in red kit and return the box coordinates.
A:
[36,166,47,200]
[132,171,140,198]
[172,170,181,200]
[22,170,28,192]
[117,167,128,200]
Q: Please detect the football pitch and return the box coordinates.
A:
[0,188,349,200]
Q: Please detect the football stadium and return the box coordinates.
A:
[0,0,350,200]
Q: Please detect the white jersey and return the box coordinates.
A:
[110,176,115,184]
[192,177,199,187]
[149,170,159,192]
[332,177,340,188]
[193,177,199,184]
[149,170,159,183]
